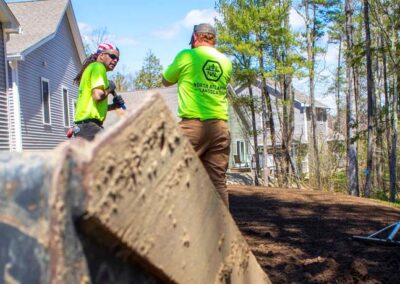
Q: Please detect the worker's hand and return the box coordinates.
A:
[112,94,125,108]
[107,80,116,95]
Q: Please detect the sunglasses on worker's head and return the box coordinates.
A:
[103,52,119,61]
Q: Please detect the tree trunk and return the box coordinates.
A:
[389,43,398,201]
[382,33,390,195]
[336,38,342,133]
[389,77,398,202]
[345,0,360,196]
[374,34,384,192]
[264,84,280,186]
[288,81,301,189]
[257,36,280,186]
[363,0,375,197]
[282,79,290,186]
[247,82,261,186]
[305,2,321,190]
[261,86,270,186]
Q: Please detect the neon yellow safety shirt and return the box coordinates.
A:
[74,62,109,122]
[163,46,232,121]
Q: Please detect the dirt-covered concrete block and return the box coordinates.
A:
[0,93,270,284]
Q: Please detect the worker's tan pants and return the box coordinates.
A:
[179,119,230,208]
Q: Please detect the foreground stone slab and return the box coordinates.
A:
[0,93,270,284]
[0,149,90,283]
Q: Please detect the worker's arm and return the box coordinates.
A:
[91,87,110,102]
[92,80,116,102]
[162,76,175,87]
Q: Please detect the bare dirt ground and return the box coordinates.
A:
[228,185,400,284]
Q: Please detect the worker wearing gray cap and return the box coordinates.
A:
[162,23,232,208]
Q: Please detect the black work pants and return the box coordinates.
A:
[75,121,103,141]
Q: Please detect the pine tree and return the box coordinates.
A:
[133,50,163,90]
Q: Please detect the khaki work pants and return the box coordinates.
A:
[179,119,231,208]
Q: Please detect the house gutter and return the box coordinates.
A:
[7,53,23,61]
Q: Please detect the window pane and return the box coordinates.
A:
[63,88,69,127]
[237,140,245,162]
[42,80,50,124]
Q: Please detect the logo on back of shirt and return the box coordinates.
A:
[202,60,223,81]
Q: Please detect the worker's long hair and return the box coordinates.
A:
[73,53,99,85]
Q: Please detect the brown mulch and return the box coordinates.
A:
[228,185,400,284]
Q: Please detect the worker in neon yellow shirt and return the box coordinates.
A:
[162,23,232,207]
[73,42,125,141]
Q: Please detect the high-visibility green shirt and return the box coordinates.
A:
[163,46,232,120]
[74,62,109,122]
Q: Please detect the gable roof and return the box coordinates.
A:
[7,0,84,62]
[235,79,329,109]
[0,0,19,33]
[104,86,180,129]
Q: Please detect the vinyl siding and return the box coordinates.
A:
[0,23,9,150]
[228,105,251,168]
[236,85,316,147]
[17,15,81,150]
[233,84,329,173]
[293,101,307,143]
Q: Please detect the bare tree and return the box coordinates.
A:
[82,27,110,56]
[345,0,360,196]
[304,0,321,190]
[363,0,375,197]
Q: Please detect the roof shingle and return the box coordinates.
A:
[7,0,69,56]
[104,86,179,128]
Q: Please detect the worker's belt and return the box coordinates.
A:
[181,118,227,122]
[75,118,103,127]
[181,118,201,121]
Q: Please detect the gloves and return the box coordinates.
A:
[107,80,116,95]
[112,94,125,108]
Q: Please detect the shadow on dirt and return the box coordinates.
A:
[229,186,400,284]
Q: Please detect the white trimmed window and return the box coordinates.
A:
[41,78,51,124]
[62,86,70,127]
[236,140,246,163]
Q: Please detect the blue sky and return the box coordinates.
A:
[71,0,218,75]
[6,0,337,110]
[70,1,338,110]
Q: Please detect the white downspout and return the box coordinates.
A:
[8,60,22,151]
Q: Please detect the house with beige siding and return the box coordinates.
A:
[228,80,331,174]
[7,0,84,151]
[0,0,19,151]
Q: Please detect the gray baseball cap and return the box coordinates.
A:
[193,23,216,35]
[189,23,216,45]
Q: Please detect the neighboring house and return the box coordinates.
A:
[0,0,19,151]
[104,86,180,129]
[228,80,331,174]
[7,0,84,151]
